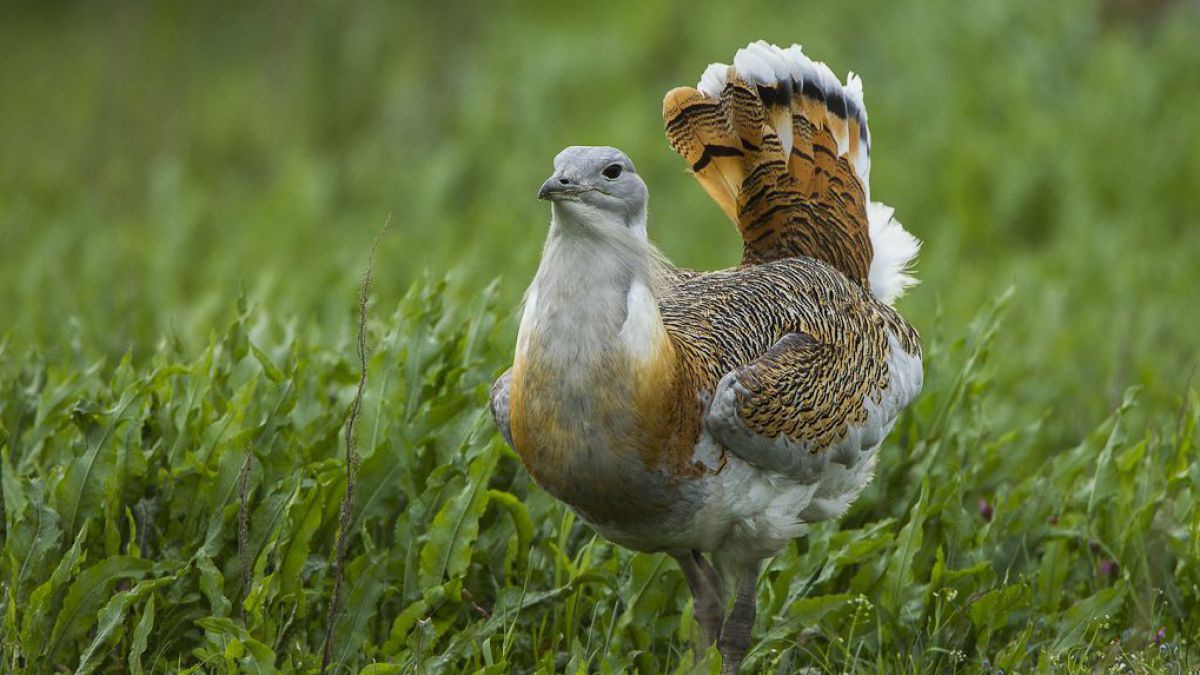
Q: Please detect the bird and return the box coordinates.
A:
[490,40,923,674]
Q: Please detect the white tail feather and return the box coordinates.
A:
[867,202,920,304]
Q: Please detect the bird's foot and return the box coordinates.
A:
[675,551,725,645]
[716,559,759,675]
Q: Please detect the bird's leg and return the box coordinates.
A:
[718,560,760,675]
[672,550,725,645]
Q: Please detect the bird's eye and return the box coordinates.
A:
[601,164,623,180]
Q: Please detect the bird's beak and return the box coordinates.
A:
[538,174,583,201]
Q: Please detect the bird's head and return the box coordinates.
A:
[539,146,648,237]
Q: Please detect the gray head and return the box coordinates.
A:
[538,146,649,234]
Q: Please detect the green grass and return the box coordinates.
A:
[2,0,1199,672]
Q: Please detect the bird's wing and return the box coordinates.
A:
[662,41,920,304]
[660,260,922,480]
[490,368,514,449]
[705,326,921,482]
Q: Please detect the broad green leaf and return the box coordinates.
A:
[351,443,409,531]
[251,342,286,383]
[1,445,27,524]
[360,665,406,675]
[45,555,153,661]
[243,570,279,626]
[76,574,175,675]
[617,553,676,646]
[6,478,64,595]
[332,553,390,672]
[128,595,155,675]
[3,585,16,650]
[881,478,929,620]
[1115,439,1146,473]
[1086,391,1136,519]
[968,583,1030,649]
[786,593,855,624]
[928,546,992,597]
[753,592,855,660]
[382,595,431,654]
[428,576,602,671]
[418,449,498,587]
[487,489,534,572]
[1050,582,1126,652]
[279,483,325,616]
[56,387,142,538]
[22,520,89,650]
[197,552,232,618]
[1036,539,1070,612]
[196,616,279,674]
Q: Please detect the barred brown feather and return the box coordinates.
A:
[656,257,919,467]
[663,61,873,285]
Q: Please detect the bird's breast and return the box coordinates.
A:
[508,280,702,528]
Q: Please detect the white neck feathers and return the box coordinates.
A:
[517,208,666,371]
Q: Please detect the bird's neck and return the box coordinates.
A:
[522,207,670,361]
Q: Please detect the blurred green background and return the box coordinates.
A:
[2,0,1199,447]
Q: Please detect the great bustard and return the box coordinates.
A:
[490,40,923,674]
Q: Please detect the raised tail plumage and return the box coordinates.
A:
[663,41,919,304]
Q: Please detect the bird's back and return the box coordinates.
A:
[647,256,921,487]
[658,257,918,396]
